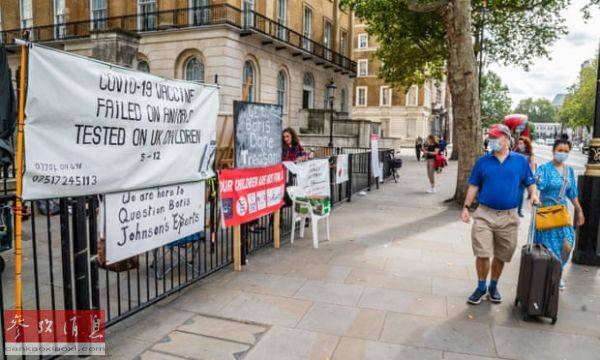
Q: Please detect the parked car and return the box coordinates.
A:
[545,138,555,146]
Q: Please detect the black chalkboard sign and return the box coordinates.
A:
[233,101,283,169]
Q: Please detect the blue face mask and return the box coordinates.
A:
[488,139,502,152]
[554,152,569,163]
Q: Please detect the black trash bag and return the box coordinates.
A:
[36,199,60,215]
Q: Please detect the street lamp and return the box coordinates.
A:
[327,80,337,148]
[573,44,600,266]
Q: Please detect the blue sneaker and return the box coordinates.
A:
[467,287,487,305]
[488,287,502,303]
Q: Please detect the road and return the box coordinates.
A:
[533,144,587,174]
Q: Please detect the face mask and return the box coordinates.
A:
[518,144,526,152]
[488,139,502,152]
[554,152,569,163]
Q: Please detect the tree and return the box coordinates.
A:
[514,98,558,123]
[341,0,569,203]
[480,71,512,128]
[559,57,598,131]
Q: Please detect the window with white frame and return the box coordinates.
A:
[380,86,391,107]
[357,60,368,77]
[406,85,418,106]
[356,87,367,107]
[302,7,312,51]
[54,0,66,38]
[185,57,205,82]
[91,0,108,30]
[358,33,368,49]
[20,0,33,29]
[323,20,332,60]
[138,0,157,31]
[277,0,287,40]
[243,60,257,102]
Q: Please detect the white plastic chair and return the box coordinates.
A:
[286,186,330,248]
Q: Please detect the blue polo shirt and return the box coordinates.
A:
[468,152,535,210]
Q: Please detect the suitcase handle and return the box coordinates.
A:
[527,204,538,245]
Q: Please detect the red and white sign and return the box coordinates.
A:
[4,310,105,356]
[218,164,285,227]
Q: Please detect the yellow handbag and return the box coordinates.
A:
[535,166,571,231]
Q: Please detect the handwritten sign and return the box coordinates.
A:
[371,134,381,179]
[23,44,218,200]
[285,159,331,198]
[335,154,349,184]
[218,164,285,227]
[104,182,205,264]
[233,101,282,169]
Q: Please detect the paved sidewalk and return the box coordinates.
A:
[106,153,600,360]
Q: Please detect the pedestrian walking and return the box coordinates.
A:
[461,124,539,305]
[415,136,423,162]
[423,135,440,193]
[513,136,536,217]
[534,138,584,290]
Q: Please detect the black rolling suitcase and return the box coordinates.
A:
[514,207,561,324]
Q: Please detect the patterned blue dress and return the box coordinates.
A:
[534,162,578,266]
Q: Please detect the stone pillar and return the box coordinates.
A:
[90,30,140,68]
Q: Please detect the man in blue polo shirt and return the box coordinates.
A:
[461,124,538,305]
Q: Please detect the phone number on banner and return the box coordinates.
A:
[31,175,98,186]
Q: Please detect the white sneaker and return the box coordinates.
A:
[426,188,433,194]
[559,279,566,290]
[432,187,437,193]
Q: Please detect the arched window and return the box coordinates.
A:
[137,60,150,73]
[276,70,287,111]
[242,60,256,102]
[302,73,314,109]
[185,57,204,82]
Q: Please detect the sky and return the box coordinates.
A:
[489,0,600,106]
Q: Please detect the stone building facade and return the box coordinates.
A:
[1,0,356,135]
[351,20,451,146]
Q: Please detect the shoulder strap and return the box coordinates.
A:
[557,165,569,203]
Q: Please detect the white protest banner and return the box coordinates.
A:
[104,182,205,264]
[370,134,381,179]
[23,44,219,200]
[335,154,349,184]
[292,159,331,198]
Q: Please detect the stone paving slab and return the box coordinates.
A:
[150,331,250,360]
[359,286,447,318]
[244,326,339,360]
[294,280,365,306]
[178,315,269,345]
[332,337,442,360]
[345,267,433,294]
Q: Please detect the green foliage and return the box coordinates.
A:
[340,0,570,88]
[514,97,558,123]
[559,57,598,129]
[480,71,512,127]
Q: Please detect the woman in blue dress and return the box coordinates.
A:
[534,138,585,289]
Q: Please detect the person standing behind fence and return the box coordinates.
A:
[415,136,423,162]
[282,127,306,162]
[513,136,535,217]
[461,124,538,305]
[423,135,440,193]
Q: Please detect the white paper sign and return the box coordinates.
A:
[104,182,205,264]
[293,159,331,197]
[23,45,219,200]
[370,134,381,178]
[335,154,349,184]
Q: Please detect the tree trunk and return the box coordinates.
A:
[450,122,459,160]
[443,0,482,204]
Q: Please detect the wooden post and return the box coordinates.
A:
[273,210,281,249]
[14,43,27,312]
[233,225,242,271]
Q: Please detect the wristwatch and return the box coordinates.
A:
[464,204,471,210]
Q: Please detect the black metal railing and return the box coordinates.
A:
[0,4,356,74]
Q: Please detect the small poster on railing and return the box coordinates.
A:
[103,182,206,264]
[335,154,349,184]
[218,164,285,227]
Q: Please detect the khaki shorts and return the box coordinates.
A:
[472,205,520,262]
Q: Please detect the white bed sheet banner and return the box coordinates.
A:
[23,44,219,200]
[335,154,349,184]
[284,159,330,197]
[103,182,205,264]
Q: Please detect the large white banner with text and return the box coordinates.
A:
[284,159,331,197]
[23,45,219,199]
[104,182,205,264]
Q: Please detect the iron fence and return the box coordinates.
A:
[0,146,394,358]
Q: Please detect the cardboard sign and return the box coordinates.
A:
[335,154,349,184]
[218,164,285,227]
[23,44,219,200]
[233,101,282,169]
[104,182,205,264]
[284,159,331,198]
